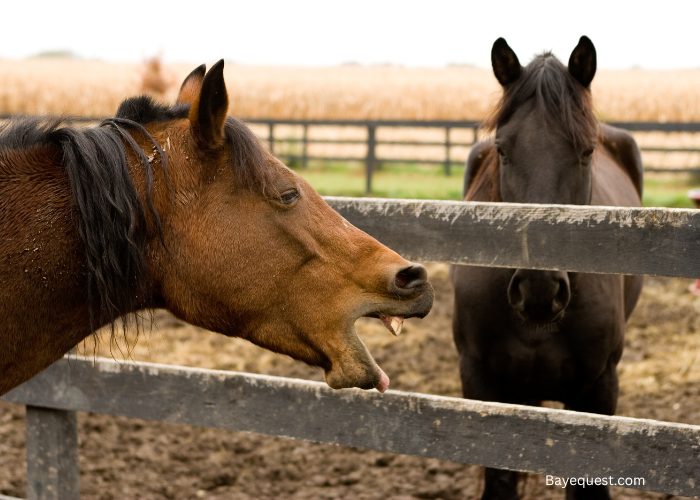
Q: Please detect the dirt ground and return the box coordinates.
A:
[2,264,700,500]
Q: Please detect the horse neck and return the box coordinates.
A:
[466,149,502,203]
[0,145,75,243]
[0,144,98,392]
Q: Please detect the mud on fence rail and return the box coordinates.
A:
[5,198,700,499]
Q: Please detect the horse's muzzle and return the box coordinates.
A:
[507,269,571,323]
[388,263,434,318]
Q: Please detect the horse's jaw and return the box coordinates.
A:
[324,284,434,393]
[323,324,389,392]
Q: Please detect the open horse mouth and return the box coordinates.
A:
[373,315,408,390]
[323,264,434,393]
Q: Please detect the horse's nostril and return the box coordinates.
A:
[554,277,571,314]
[507,276,524,311]
[395,264,428,289]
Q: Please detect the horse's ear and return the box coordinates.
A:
[177,64,206,105]
[568,36,596,88]
[189,59,229,148]
[491,38,522,86]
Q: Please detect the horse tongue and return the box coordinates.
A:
[376,365,390,393]
[380,315,404,336]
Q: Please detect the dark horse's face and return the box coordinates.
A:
[143,63,433,392]
[495,98,594,205]
[490,37,598,323]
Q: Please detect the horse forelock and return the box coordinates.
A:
[223,117,278,197]
[466,148,502,203]
[483,52,599,151]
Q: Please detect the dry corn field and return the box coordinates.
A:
[0,59,699,170]
[0,59,699,122]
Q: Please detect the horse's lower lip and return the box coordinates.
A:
[375,365,390,393]
[322,323,387,392]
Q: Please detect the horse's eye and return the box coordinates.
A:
[496,146,508,162]
[581,147,595,159]
[280,189,300,204]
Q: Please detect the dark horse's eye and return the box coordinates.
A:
[496,146,507,161]
[581,147,595,160]
[280,189,300,204]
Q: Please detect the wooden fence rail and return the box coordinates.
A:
[5,357,700,499]
[4,197,700,499]
[327,197,700,278]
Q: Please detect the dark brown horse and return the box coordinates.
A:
[452,37,643,500]
[0,61,433,397]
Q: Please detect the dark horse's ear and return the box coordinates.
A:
[189,59,229,148]
[491,38,522,86]
[177,64,206,105]
[568,36,596,88]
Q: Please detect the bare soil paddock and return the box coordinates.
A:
[2,265,700,499]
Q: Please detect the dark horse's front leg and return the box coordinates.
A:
[456,354,521,500]
[482,467,520,500]
[458,357,618,500]
[563,365,619,500]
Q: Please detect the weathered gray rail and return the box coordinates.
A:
[5,197,700,499]
[4,357,700,498]
[327,197,700,278]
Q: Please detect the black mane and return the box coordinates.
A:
[0,95,274,334]
[484,52,598,149]
[115,95,190,124]
[117,95,274,193]
[0,112,163,332]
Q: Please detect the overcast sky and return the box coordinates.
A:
[3,1,698,70]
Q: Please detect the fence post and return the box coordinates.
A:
[444,126,452,176]
[268,122,275,154]
[302,124,308,169]
[366,124,376,194]
[26,406,80,500]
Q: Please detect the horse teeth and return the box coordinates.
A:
[391,318,403,336]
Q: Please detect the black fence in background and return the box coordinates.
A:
[2,115,700,193]
[246,119,700,193]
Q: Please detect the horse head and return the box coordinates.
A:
[0,61,433,396]
[488,37,599,324]
[129,62,434,391]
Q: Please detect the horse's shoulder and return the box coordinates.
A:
[464,139,495,199]
[598,123,643,197]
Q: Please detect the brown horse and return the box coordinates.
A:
[452,37,643,500]
[0,61,433,396]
